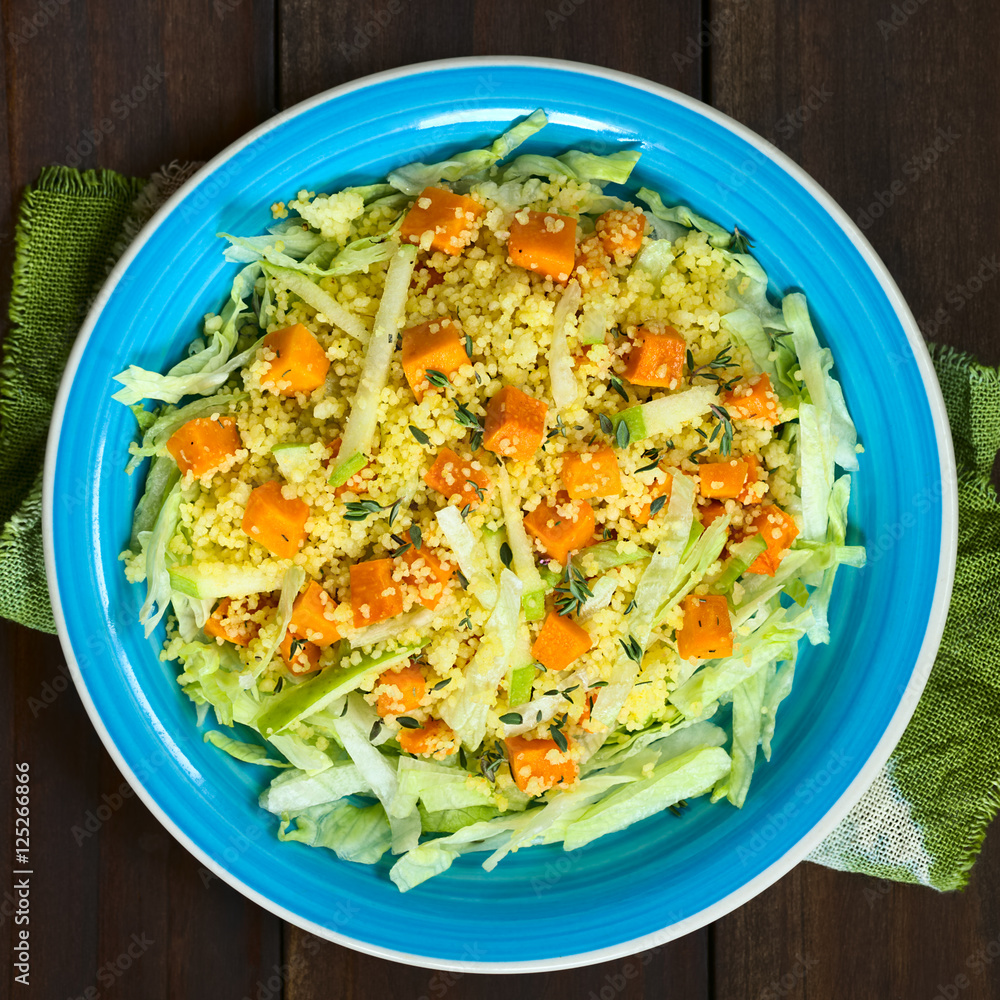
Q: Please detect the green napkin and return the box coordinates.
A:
[4,167,999,890]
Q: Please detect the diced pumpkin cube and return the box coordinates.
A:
[736,454,766,505]
[699,459,751,500]
[745,505,799,576]
[410,265,444,292]
[574,233,609,286]
[632,466,674,525]
[595,209,646,256]
[401,316,470,401]
[622,325,686,389]
[375,663,426,717]
[524,493,596,565]
[204,595,268,647]
[288,581,341,646]
[166,416,242,478]
[423,448,492,509]
[241,480,310,559]
[351,558,404,628]
[400,186,484,255]
[676,594,733,660]
[279,633,321,675]
[699,499,728,528]
[561,446,622,500]
[258,322,330,396]
[724,372,781,425]
[398,718,458,758]
[531,610,593,672]
[400,545,454,610]
[505,735,578,795]
[507,210,578,283]
[482,385,548,463]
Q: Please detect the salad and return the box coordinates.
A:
[115,110,864,891]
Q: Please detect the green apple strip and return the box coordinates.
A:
[611,384,718,442]
[266,264,370,344]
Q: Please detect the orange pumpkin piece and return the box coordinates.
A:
[745,505,799,576]
[531,610,594,672]
[698,499,728,528]
[401,316,470,402]
[258,322,330,396]
[699,459,751,500]
[241,480,310,559]
[524,493,596,565]
[279,633,322,675]
[724,372,781,425]
[375,663,426,717]
[574,233,609,286]
[399,545,454,610]
[423,448,493,509]
[398,718,458,758]
[400,186,484,255]
[204,596,267,647]
[676,594,733,661]
[633,467,674,525]
[622,325,686,389]
[507,210,578,283]
[351,558,404,628]
[736,455,766,504]
[561,445,622,500]
[505,735,578,795]
[482,385,548,463]
[288,581,341,647]
[595,209,646,257]
[166,416,242,478]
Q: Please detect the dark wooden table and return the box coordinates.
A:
[3,2,999,997]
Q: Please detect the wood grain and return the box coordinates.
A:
[710,1,1000,996]
[0,1,282,997]
[2,0,1000,996]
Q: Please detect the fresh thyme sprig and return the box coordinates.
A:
[454,403,484,451]
[344,496,403,525]
[425,369,450,388]
[730,227,753,255]
[708,403,735,457]
[619,634,643,663]
[554,561,594,617]
[687,346,741,391]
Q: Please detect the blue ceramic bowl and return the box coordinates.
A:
[44,58,957,971]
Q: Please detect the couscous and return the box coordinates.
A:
[115,110,864,889]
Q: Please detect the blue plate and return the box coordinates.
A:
[44,58,957,971]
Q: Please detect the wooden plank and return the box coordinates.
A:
[277,0,708,993]
[709,0,1000,996]
[1,0,281,996]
